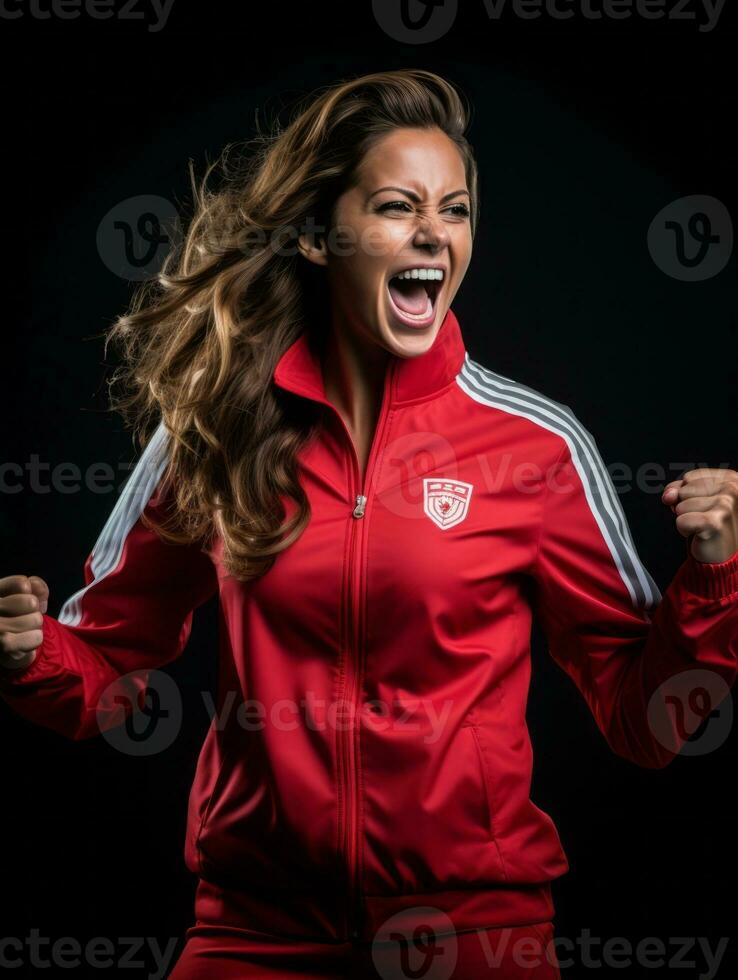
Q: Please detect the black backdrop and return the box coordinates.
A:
[2,3,737,977]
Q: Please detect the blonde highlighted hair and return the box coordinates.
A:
[105,69,479,581]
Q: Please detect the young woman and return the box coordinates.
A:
[2,69,737,980]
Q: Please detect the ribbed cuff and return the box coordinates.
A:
[0,619,49,684]
[681,549,738,600]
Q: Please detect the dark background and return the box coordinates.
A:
[2,2,737,976]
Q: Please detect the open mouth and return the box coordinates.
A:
[387,269,443,328]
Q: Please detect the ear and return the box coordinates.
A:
[297,229,328,268]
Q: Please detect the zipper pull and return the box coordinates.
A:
[352,494,367,518]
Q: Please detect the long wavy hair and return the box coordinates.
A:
[105,69,479,582]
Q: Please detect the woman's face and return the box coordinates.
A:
[300,126,473,359]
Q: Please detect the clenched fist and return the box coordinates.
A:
[0,575,49,671]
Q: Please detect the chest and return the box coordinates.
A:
[223,389,548,646]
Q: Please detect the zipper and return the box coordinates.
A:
[334,356,397,941]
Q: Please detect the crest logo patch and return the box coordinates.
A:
[423,478,473,530]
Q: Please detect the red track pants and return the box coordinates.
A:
[168,919,563,978]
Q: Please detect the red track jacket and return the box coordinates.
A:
[2,308,738,943]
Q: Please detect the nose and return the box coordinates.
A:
[412,213,451,252]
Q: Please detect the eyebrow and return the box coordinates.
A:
[369,186,470,204]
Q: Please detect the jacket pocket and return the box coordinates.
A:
[194,733,241,856]
[461,719,508,880]
[345,716,513,894]
[186,721,243,876]
[192,727,315,891]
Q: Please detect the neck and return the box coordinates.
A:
[321,311,392,434]
[272,305,465,409]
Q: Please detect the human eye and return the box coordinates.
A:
[376,200,413,213]
[444,203,471,217]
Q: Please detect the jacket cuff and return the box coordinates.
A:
[0,616,53,686]
[680,549,738,600]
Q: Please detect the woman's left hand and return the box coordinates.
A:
[662,468,738,564]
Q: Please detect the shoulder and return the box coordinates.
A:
[454,351,599,462]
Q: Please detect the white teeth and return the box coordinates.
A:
[391,268,444,281]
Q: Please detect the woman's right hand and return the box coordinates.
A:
[0,575,49,670]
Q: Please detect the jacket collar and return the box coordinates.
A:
[272,306,466,408]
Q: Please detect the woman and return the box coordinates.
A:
[1,69,737,979]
